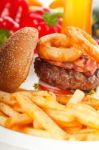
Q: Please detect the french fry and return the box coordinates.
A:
[65,126,82,134]
[68,128,99,140]
[0,103,19,117]
[0,91,16,106]
[11,125,25,132]
[78,128,99,134]
[33,119,43,129]
[66,127,99,135]
[24,127,54,139]
[15,93,68,140]
[45,109,75,125]
[69,133,87,141]
[86,133,99,141]
[13,103,24,113]
[20,91,56,102]
[62,121,82,129]
[19,91,65,110]
[56,95,71,105]
[0,111,4,115]
[0,102,33,128]
[84,96,99,110]
[1,89,99,141]
[0,115,8,126]
[67,90,85,104]
[70,103,99,129]
[31,95,65,110]
[6,113,33,128]
[70,133,99,141]
[32,91,56,99]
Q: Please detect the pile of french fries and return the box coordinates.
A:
[1,89,99,141]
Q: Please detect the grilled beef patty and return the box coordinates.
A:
[34,57,99,91]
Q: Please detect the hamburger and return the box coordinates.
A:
[34,26,99,92]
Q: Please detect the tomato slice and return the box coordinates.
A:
[39,83,71,95]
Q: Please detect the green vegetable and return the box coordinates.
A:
[92,21,99,38]
[86,89,96,95]
[92,7,99,38]
[43,12,62,26]
[0,29,10,46]
[33,83,39,90]
[92,7,99,25]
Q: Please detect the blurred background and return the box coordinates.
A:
[29,0,98,41]
[93,0,99,8]
[41,0,98,8]
[0,0,99,47]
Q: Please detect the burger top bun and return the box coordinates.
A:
[0,27,38,92]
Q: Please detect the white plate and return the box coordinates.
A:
[1,125,86,150]
[0,126,99,150]
[0,126,67,150]
[0,62,99,150]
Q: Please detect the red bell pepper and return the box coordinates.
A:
[0,0,29,24]
[20,7,63,37]
[0,16,19,32]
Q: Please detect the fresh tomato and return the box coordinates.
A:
[0,16,19,32]
[0,0,29,24]
[39,83,71,95]
[20,7,63,37]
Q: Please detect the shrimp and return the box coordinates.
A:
[37,33,82,62]
[65,26,99,62]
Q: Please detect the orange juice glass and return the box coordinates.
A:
[62,0,92,34]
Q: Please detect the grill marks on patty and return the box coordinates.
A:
[34,57,99,91]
